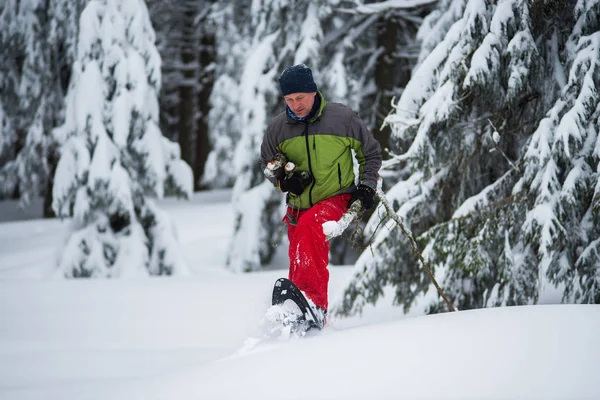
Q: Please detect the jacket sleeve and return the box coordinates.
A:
[260,122,280,187]
[349,111,382,191]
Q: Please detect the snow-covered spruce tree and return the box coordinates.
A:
[336,0,600,315]
[202,0,250,189]
[0,0,88,214]
[225,0,335,272]
[532,1,600,304]
[52,0,193,278]
[0,0,47,204]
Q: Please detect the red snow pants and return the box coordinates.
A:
[284,193,351,311]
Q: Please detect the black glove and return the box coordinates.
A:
[349,184,376,210]
[279,172,311,195]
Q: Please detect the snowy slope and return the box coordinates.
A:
[0,190,599,400]
[127,305,600,400]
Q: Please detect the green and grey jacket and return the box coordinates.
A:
[261,93,382,210]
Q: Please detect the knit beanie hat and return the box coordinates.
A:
[278,64,318,96]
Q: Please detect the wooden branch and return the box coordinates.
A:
[377,190,457,312]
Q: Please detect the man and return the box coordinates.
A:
[261,64,382,325]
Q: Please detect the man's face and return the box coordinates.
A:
[284,92,316,118]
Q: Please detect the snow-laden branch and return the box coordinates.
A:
[323,200,363,241]
[335,0,438,15]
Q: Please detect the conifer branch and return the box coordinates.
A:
[376,190,456,312]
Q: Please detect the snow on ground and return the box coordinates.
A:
[0,190,599,399]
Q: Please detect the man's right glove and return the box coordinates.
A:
[279,172,312,195]
[349,184,376,210]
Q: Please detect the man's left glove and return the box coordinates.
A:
[279,172,312,195]
[349,184,376,210]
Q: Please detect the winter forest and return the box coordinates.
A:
[1,0,599,318]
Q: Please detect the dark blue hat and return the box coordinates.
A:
[278,64,318,96]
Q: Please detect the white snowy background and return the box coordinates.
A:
[1,190,599,400]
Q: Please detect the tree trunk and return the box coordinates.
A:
[372,15,397,156]
[194,31,215,190]
[43,146,58,218]
[177,3,196,172]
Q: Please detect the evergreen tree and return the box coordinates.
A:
[336,0,600,315]
[0,0,87,216]
[52,0,193,278]
[202,0,247,189]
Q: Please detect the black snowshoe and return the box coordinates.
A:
[267,278,326,336]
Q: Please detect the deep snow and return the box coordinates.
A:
[0,190,599,400]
